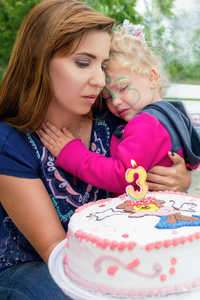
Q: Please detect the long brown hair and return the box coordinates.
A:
[0,0,114,132]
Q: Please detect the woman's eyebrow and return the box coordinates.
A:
[74,52,109,62]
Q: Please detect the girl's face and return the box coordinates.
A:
[102,66,159,122]
[48,30,110,117]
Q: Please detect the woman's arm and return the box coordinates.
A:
[0,175,66,263]
[147,152,192,192]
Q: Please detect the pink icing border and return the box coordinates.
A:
[147,190,200,199]
[145,232,200,250]
[74,229,137,250]
[64,263,200,297]
[74,229,200,252]
[75,198,112,213]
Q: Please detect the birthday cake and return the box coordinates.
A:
[63,191,200,297]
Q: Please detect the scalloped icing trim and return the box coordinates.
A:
[148,191,200,199]
[74,229,137,250]
[73,229,200,251]
[145,231,200,250]
[64,263,200,297]
[75,198,113,214]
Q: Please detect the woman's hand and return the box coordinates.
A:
[147,152,192,192]
[39,122,75,158]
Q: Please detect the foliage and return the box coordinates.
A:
[0,0,40,80]
[83,0,143,27]
[154,0,174,17]
[141,0,200,84]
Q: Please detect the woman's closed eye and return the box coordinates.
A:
[76,61,89,68]
[76,61,107,73]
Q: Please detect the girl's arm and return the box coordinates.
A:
[39,116,173,194]
[0,175,66,263]
[147,152,192,192]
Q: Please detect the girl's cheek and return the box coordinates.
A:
[124,88,141,105]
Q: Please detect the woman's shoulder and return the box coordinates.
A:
[0,120,15,137]
[0,121,39,178]
[0,121,28,149]
[0,121,18,149]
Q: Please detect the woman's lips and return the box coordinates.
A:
[83,95,97,105]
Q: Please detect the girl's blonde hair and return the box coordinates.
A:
[107,31,170,98]
[0,0,115,132]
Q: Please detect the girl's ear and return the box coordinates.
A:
[149,68,158,89]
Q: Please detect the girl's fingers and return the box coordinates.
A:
[62,127,74,139]
[38,128,51,142]
[42,122,64,139]
[40,136,54,150]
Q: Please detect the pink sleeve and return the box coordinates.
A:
[55,113,172,194]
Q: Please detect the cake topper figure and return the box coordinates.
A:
[125,160,148,200]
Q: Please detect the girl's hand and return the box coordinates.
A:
[147,152,192,192]
[38,122,75,158]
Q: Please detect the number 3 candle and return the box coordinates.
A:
[125,159,148,200]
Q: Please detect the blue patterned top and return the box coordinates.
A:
[0,111,122,271]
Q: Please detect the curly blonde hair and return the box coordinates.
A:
[107,31,170,98]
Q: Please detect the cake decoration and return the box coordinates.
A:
[125,159,148,200]
[94,255,162,278]
[85,194,200,229]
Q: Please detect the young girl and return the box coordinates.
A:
[39,20,200,196]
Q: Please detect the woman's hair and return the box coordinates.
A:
[0,0,115,132]
[106,31,170,98]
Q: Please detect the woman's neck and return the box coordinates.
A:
[44,107,92,148]
[44,106,82,136]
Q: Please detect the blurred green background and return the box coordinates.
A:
[0,0,200,85]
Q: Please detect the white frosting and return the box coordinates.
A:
[64,192,200,297]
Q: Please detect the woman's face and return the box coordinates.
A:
[48,30,110,117]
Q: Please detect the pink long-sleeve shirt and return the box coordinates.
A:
[55,112,184,194]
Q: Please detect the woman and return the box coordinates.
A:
[0,0,191,299]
